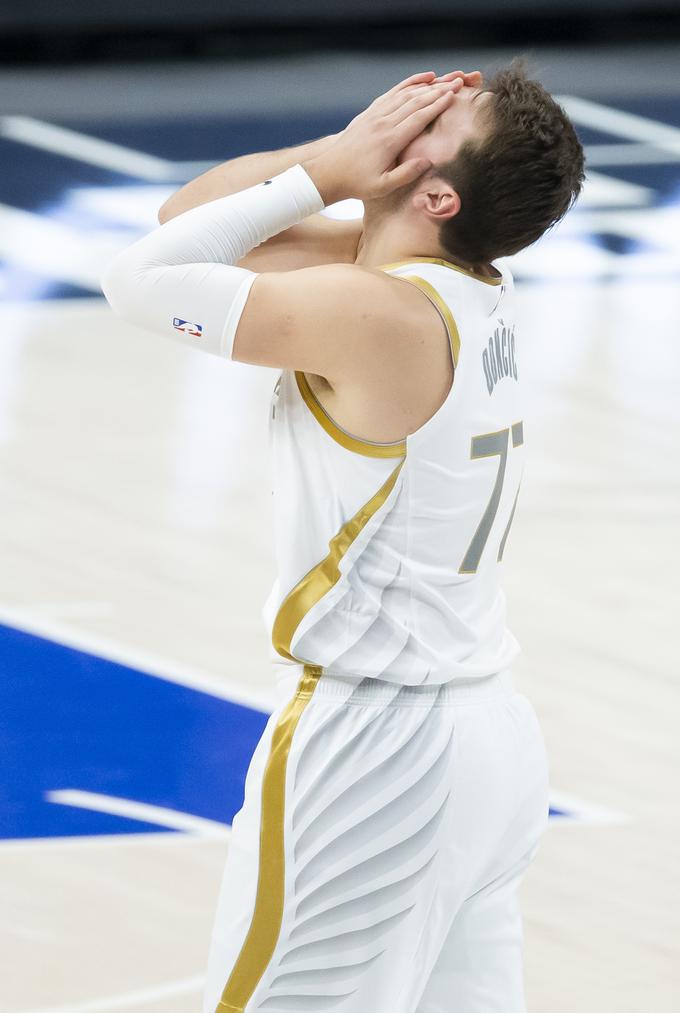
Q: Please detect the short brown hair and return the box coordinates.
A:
[434,56,586,267]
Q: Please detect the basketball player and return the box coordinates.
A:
[101,60,585,1013]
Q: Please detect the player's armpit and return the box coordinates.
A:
[230,262,429,385]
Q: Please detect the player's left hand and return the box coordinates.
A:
[301,72,464,204]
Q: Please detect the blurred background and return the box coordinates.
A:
[1,2,679,1012]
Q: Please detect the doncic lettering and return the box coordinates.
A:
[482,318,518,396]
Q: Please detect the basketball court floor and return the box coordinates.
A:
[0,43,678,1012]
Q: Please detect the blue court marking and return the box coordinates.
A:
[0,621,269,841]
[0,619,579,842]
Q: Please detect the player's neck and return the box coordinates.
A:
[353,213,423,269]
[353,216,496,278]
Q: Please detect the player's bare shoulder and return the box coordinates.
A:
[350,263,453,364]
[303,261,455,440]
[317,262,455,407]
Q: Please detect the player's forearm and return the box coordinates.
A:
[102,164,324,359]
[158,134,338,223]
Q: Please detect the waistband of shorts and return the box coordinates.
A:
[274,662,515,707]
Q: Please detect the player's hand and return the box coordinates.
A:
[301,71,465,204]
[433,69,483,86]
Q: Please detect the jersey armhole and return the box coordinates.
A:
[396,274,461,369]
[293,371,407,458]
[292,269,461,456]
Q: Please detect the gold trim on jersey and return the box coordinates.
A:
[294,274,460,455]
[378,255,503,286]
[271,457,406,662]
[294,370,407,458]
[215,662,323,1013]
[398,274,461,368]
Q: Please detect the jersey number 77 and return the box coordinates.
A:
[459,421,524,574]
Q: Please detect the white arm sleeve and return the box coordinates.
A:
[100,162,325,359]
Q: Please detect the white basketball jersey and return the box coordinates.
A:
[261,256,525,685]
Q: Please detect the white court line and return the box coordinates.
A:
[21,975,204,1013]
[0,602,278,712]
[570,168,652,208]
[0,829,229,852]
[556,93,680,149]
[172,159,226,179]
[584,141,680,166]
[0,116,173,181]
[45,790,231,838]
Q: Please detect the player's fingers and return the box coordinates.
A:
[378,78,446,116]
[381,156,433,193]
[433,70,465,82]
[385,80,460,121]
[390,89,455,142]
[372,72,436,110]
[355,73,435,124]
[434,69,483,85]
[386,82,458,124]
[391,71,436,93]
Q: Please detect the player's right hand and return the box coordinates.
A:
[433,70,484,86]
[302,74,463,204]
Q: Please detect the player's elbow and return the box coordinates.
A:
[100,254,126,316]
[100,250,144,322]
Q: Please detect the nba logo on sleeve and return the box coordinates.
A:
[173,317,203,338]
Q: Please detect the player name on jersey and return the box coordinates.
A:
[483,318,518,395]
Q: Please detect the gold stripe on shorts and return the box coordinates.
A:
[215,664,323,1012]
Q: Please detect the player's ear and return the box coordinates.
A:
[413,183,461,222]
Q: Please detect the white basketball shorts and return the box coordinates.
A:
[202,662,550,1013]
